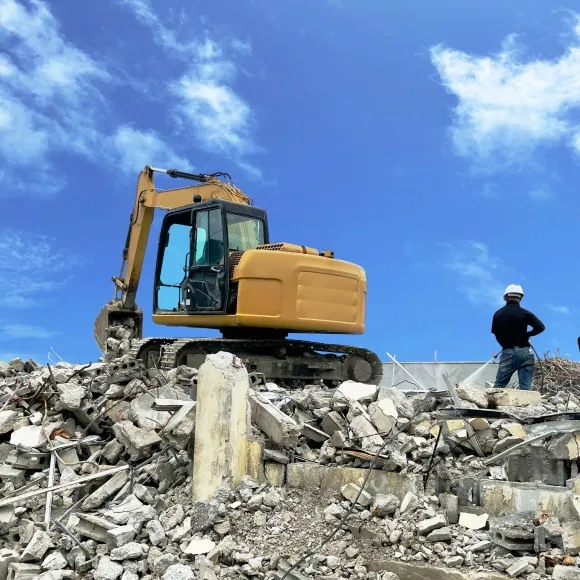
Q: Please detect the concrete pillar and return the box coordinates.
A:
[192,352,249,501]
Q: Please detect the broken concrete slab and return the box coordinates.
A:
[368,398,398,434]
[341,483,372,507]
[349,414,384,451]
[264,462,285,487]
[183,538,216,556]
[112,420,161,461]
[456,384,489,408]
[20,529,51,563]
[488,389,541,408]
[367,560,507,580]
[248,391,300,449]
[286,463,421,500]
[10,425,47,449]
[459,511,489,530]
[0,411,18,435]
[377,387,414,419]
[333,381,378,404]
[263,449,289,464]
[553,565,580,580]
[82,470,129,510]
[416,514,447,535]
[321,411,348,436]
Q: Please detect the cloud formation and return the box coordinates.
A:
[431,18,580,171]
[123,0,262,176]
[442,241,511,307]
[0,228,77,308]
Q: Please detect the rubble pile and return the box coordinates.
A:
[533,357,580,396]
[3,349,580,580]
[249,379,580,481]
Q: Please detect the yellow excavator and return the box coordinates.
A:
[94,166,382,386]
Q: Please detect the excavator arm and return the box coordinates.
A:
[94,165,252,354]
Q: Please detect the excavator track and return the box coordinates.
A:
[128,337,383,386]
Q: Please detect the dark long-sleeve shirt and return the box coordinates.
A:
[491,301,545,349]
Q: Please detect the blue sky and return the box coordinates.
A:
[1,0,579,364]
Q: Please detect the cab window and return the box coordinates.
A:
[226,213,265,251]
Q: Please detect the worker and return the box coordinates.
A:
[492,284,545,390]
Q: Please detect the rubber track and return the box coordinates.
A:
[129,337,383,385]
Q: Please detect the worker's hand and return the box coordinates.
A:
[493,352,498,360]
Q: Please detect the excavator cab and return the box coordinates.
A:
[154,198,268,315]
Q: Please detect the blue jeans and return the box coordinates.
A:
[494,347,535,390]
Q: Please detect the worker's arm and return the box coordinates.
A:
[526,311,545,338]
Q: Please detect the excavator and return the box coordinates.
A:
[94,166,382,386]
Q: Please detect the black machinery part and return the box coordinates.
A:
[129,337,383,386]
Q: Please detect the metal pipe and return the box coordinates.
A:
[44,451,56,530]
[386,352,429,391]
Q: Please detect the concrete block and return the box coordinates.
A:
[416,514,447,535]
[504,422,526,438]
[106,525,136,549]
[193,352,249,501]
[478,479,576,520]
[459,512,488,530]
[20,530,51,563]
[264,462,285,487]
[183,538,215,555]
[553,565,580,580]
[377,387,414,419]
[101,439,124,463]
[9,426,46,449]
[82,470,129,510]
[0,411,18,435]
[334,381,378,404]
[0,465,25,487]
[368,398,398,434]
[0,506,17,535]
[286,463,421,499]
[6,563,41,580]
[248,391,300,448]
[439,493,459,524]
[489,389,541,407]
[550,433,580,460]
[93,556,123,580]
[263,449,289,464]
[112,421,161,461]
[367,560,506,580]
[349,415,384,451]
[0,549,18,580]
[457,384,489,408]
[341,483,372,506]
[493,436,524,454]
[321,411,348,435]
[75,513,118,543]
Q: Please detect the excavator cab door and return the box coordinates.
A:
[180,206,228,313]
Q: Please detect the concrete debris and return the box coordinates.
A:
[1,349,580,580]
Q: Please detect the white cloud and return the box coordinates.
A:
[431,18,580,171]
[530,183,555,201]
[546,304,571,315]
[0,0,180,192]
[0,229,77,308]
[443,241,511,307]
[123,0,262,175]
[0,324,59,340]
[111,126,188,173]
[173,70,255,158]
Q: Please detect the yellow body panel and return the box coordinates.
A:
[153,249,366,334]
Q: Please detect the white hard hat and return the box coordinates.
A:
[504,284,524,299]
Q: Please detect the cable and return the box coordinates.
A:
[529,341,545,392]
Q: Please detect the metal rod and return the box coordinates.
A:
[50,494,89,532]
[54,520,91,558]
[0,465,130,509]
[386,352,429,391]
[44,451,57,530]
